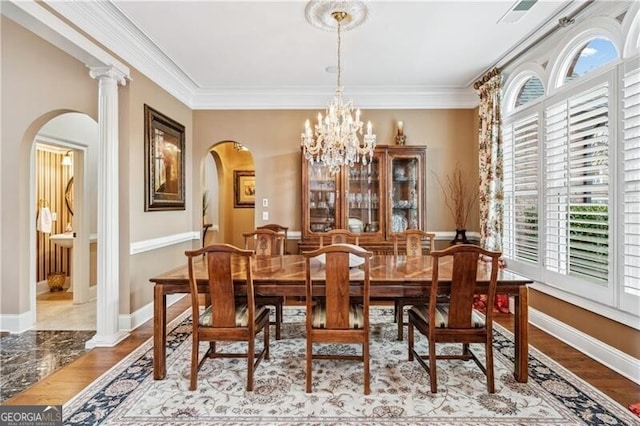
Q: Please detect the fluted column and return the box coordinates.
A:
[86,66,128,348]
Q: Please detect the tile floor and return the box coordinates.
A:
[0,291,96,402]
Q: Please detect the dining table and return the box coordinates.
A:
[149,254,532,382]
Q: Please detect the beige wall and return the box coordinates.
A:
[122,68,194,313]
[1,16,98,315]
[193,108,480,239]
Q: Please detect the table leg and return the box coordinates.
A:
[513,286,529,382]
[153,285,167,380]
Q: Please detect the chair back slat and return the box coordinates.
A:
[207,250,237,327]
[243,228,284,255]
[447,250,480,328]
[324,251,352,329]
[394,230,436,257]
[257,224,289,253]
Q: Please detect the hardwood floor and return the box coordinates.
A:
[4,298,640,412]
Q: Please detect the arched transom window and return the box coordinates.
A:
[564,37,618,84]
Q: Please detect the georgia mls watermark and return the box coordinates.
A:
[0,405,62,426]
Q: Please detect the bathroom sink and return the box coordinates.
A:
[50,233,74,248]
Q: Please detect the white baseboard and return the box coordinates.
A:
[529,307,640,385]
[119,294,187,331]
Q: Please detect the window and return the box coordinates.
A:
[515,76,544,107]
[564,38,618,84]
[544,82,610,286]
[501,34,640,315]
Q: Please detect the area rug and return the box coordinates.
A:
[62,308,637,425]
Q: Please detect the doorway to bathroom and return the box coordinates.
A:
[32,113,99,331]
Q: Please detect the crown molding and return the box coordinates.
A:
[45,0,196,106]
[191,86,478,110]
[3,0,129,78]
[43,1,478,110]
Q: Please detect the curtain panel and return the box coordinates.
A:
[474,69,508,313]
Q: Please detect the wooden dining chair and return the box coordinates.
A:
[243,228,285,255]
[407,244,501,393]
[302,243,372,394]
[257,223,289,254]
[319,229,360,247]
[243,228,285,340]
[393,230,436,340]
[185,243,270,391]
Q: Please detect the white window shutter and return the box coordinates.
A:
[622,57,640,315]
[503,113,539,264]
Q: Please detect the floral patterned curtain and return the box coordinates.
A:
[474,68,509,313]
[474,68,503,253]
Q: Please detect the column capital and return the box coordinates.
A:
[89,66,128,86]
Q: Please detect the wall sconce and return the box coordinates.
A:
[61,151,73,166]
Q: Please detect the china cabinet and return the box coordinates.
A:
[300,145,427,253]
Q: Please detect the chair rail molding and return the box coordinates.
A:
[130,231,200,255]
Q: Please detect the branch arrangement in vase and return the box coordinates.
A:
[433,164,478,230]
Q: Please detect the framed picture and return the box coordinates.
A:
[144,104,185,211]
[234,170,255,208]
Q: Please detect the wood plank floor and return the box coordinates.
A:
[4,298,640,413]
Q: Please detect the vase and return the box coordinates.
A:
[451,229,469,245]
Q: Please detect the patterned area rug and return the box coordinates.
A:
[63,308,637,425]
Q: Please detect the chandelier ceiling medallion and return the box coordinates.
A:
[301,1,376,174]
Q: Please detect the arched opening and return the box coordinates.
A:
[30,112,99,331]
[205,141,256,249]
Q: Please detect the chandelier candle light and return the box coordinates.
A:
[301,10,376,174]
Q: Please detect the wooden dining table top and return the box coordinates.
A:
[150,254,531,290]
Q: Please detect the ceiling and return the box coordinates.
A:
[45,1,588,109]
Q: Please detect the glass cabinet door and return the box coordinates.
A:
[345,156,382,235]
[390,155,421,234]
[307,162,337,233]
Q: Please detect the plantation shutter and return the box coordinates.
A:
[622,57,640,314]
[503,113,539,264]
[545,82,610,284]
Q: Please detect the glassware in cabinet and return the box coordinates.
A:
[307,162,337,233]
[346,157,381,234]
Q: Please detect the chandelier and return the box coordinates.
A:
[301,10,376,175]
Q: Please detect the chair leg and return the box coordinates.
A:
[190,333,198,391]
[306,339,312,393]
[275,300,283,340]
[407,322,414,361]
[428,339,437,393]
[363,341,370,395]
[486,338,495,393]
[397,303,404,341]
[264,320,270,361]
[247,333,255,391]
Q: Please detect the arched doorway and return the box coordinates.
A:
[30,112,99,330]
[204,141,256,248]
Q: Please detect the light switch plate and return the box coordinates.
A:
[262,211,269,221]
